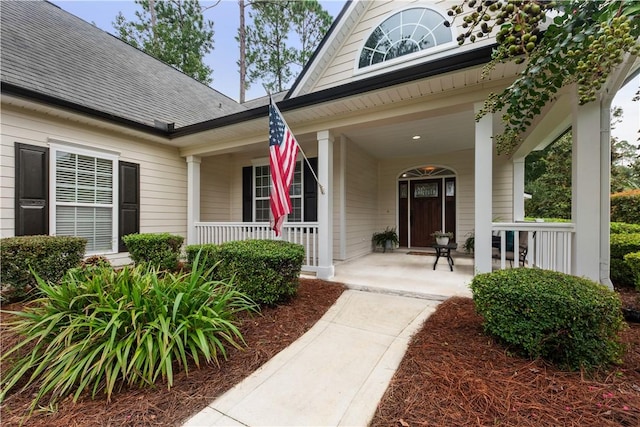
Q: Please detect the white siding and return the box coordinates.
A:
[1,105,188,241]
[308,0,492,95]
[343,138,378,259]
[200,154,232,221]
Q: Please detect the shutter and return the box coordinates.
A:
[303,157,318,222]
[119,161,139,252]
[242,166,253,222]
[15,143,49,236]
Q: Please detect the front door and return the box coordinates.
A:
[410,179,442,247]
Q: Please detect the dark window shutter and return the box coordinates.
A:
[303,157,318,222]
[242,166,253,222]
[119,161,139,252]
[15,143,49,236]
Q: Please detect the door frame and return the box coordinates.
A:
[397,166,457,248]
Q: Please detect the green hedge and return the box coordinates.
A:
[611,190,640,224]
[610,233,640,287]
[610,222,640,234]
[471,268,624,371]
[123,233,184,271]
[0,235,86,301]
[187,240,304,305]
[624,251,640,290]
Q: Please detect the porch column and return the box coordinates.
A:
[317,130,334,279]
[571,91,602,284]
[474,102,493,274]
[512,157,525,221]
[599,98,613,288]
[186,155,201,245]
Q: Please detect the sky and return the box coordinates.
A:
[50,0,638,145]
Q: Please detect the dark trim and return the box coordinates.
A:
[170,44,495,138]
[285,0,353,100]
[2,82,169,138]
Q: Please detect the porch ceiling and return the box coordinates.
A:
[178,62,521,157]
[336,108,477,159]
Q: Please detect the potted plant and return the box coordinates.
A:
[431,230,453,245]
[372,227,399,252]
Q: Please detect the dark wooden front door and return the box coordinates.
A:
[410,179,442,247]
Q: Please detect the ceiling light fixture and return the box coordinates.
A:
[412,135,421,140]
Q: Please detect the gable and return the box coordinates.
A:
[290,0,496,98]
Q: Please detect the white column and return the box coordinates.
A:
[571,91,601,282]
[317,130,334,279]
[338,135,347,260]
[512,157,525,221]
[186,155,201,246]
[599,98,613,289]
[474,102,493,274]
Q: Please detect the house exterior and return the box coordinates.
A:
[2,1,638,285]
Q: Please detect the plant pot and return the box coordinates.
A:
[436,236,449,245]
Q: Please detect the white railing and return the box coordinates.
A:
[491,222,575,274]
[194,222,319,271]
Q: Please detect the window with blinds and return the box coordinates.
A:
[53,148,117,253]
[254,161,303,222]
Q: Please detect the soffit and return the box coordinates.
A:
[177,61,521,157]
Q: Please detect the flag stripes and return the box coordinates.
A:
[269,99,299,236]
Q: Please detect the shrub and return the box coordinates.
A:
[0,252,256,411]
[0,235,86,301]
[187,239,304,305]
[624,251,640,290]
[610,189,640,224]
[470,268,624,371]
[610,233,640,287]
[81,254,111,268]
[123,233,184,271]
[610,222,640,234]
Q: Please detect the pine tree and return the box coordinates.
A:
[114,0,216,84]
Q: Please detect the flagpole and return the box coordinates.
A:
[266,91,326,195]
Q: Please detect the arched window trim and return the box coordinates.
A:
[354,6,457,77]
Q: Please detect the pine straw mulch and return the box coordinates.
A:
[0,279,346,427]
[371,296,640,427]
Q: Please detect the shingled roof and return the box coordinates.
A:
[0,1,246,129]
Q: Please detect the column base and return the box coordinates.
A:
[316,265,335,280]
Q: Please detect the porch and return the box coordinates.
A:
[193,221,575,298]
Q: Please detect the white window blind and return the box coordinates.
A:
[254,161,303,222]
[52,147,117,253]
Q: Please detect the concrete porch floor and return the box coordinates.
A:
[329,249,474,300]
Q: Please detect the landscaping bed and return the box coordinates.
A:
[0,278,345,427]
[372,296,640,427]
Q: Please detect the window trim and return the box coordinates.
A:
[49,143,120,254]
[251,157,304,223]
[354,6,457,77]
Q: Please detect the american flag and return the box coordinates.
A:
[269,99,299,236]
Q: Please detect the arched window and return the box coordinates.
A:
[359,7,453,69]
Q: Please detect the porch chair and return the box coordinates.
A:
[492,231,530,267]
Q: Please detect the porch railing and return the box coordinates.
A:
[491,222,575,274]
[194,222,319,271]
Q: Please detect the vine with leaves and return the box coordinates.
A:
[449,0,640,154]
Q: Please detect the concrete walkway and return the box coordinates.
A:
[183,290,440,426]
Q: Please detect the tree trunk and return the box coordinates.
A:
[238,0,246,103]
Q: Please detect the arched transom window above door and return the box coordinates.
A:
[400,166,454,179]
[358,7,453,70]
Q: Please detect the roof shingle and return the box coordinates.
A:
[1,0,246,128]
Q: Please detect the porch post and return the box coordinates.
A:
[512,157,525,221]
[599,97,613,288]
[571,90,602,284]
[317,130,334,279]
[186,155,201,246]
[474,102,493,274]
